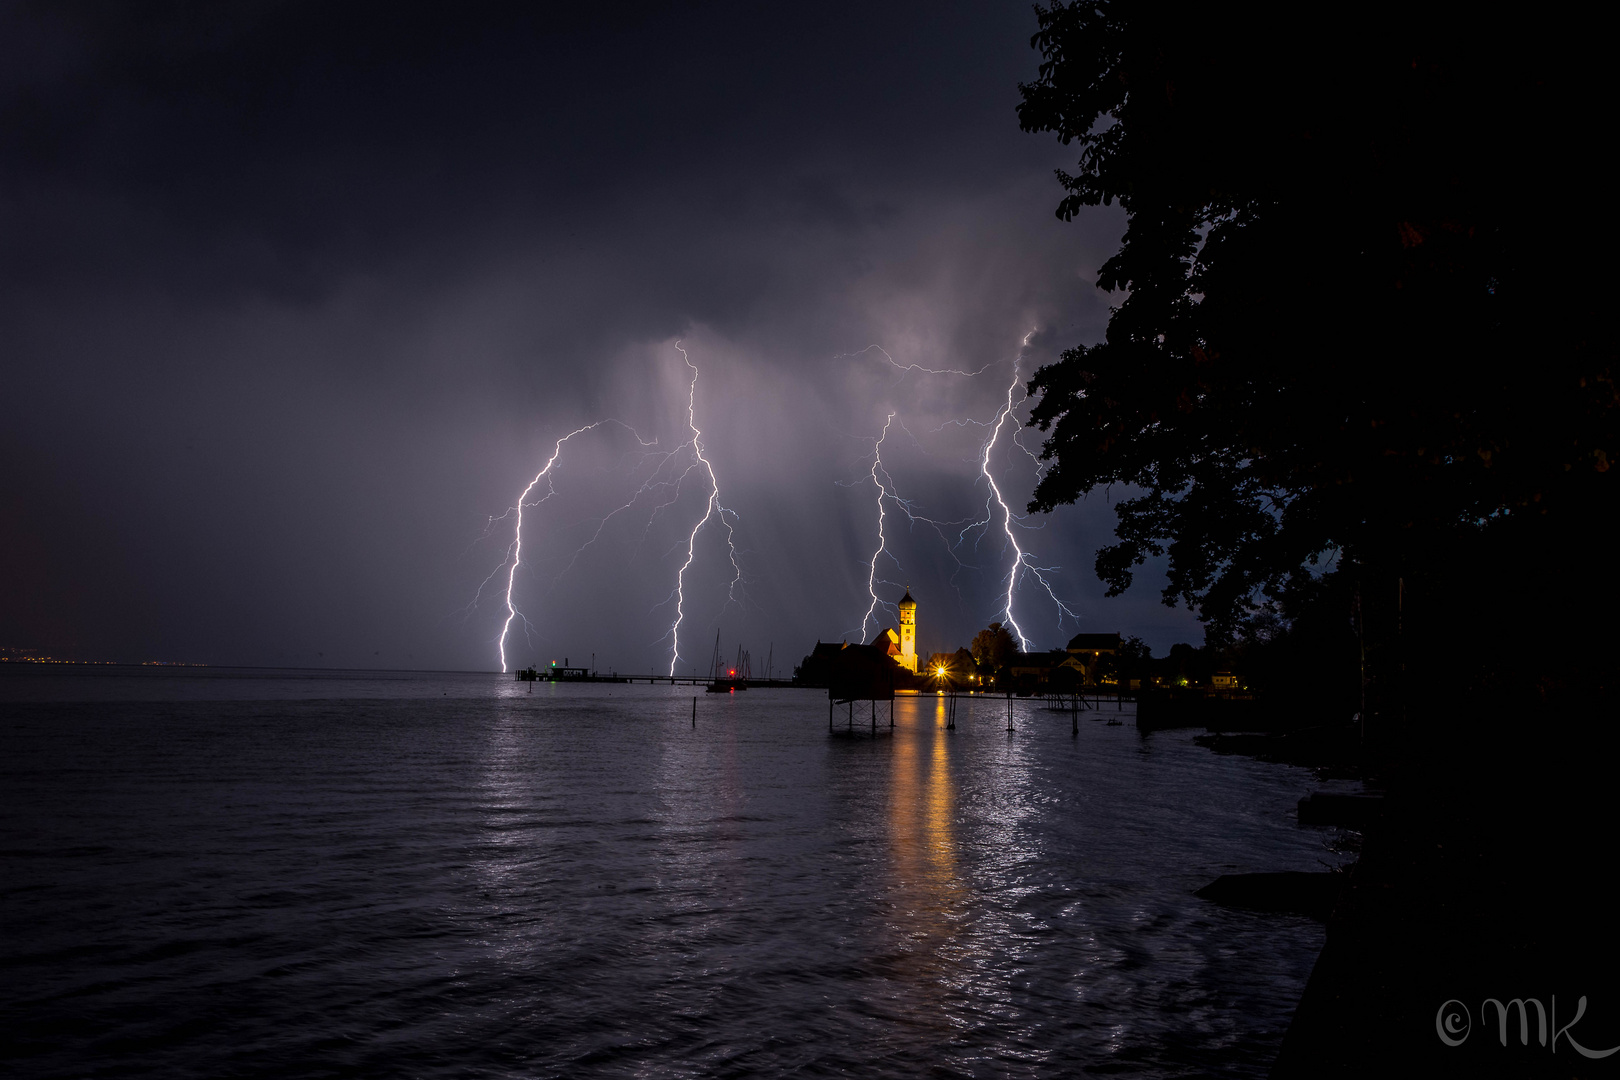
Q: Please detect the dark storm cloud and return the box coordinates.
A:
[4,2,1032,297]
[1,1,1204,670]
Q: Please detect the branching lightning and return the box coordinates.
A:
[847,331,1079,652]
[840,344,996,378]
[977,332,1078,650]
[479,331,1079,674]
[478,345,742,678]
[496,420,643,673]
[666,342,741,676]
[844,414,979,642]
[840,344,996,639]
[980,354,1033,649]
[859,412,897,642]
[550,440,689,586]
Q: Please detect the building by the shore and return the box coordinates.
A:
[867,588,918,674]
[797,588,921,684]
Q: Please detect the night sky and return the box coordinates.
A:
[2,2,1204,672]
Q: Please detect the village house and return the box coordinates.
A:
[1065,632,1122,687]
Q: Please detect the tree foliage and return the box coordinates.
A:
[970,622,1019,671]
[1017,3,1616,642]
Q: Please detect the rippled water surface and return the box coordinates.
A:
[2,668,1337,1078]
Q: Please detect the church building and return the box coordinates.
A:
[868,588,919,674]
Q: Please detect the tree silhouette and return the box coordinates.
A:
[1017,4,1616,645]
[970,622,1019,675]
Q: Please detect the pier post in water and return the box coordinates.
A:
[692,696,696,727]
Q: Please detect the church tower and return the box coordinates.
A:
[897,588,917,674]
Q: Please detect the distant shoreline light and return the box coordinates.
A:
[0,656,208,667]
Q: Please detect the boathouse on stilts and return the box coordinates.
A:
[825,643,896,737]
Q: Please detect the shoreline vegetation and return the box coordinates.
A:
[1150,687,1620,1075]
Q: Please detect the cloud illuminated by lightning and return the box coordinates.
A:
[484,334,1075,673]
[549,439,691,586]
[836,341,994,639]
[841,332,1080,651]
[842,414,984,641]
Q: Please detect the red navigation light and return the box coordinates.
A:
[729,669,735,676]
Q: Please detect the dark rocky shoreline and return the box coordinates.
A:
[1173,709,1620,1077]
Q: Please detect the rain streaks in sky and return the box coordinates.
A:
[476,335,1080,672]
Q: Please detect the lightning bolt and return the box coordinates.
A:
[837,343,994,638]
[482,345,746,678]
[981,355,1032,649]
[666,342,741,676]
[859,412,897,641]
[843,333,1079,650]
[979,331,1079,651]
[839,343,995,378]
[842,414,984,641]
[496,420,638,673]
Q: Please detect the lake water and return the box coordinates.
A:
[1,667,1348,1078]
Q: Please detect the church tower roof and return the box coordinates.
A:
[899,587,915,607]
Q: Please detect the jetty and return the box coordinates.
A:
[514,642,799,688]
[515,665,800,688]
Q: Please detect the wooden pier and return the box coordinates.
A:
[1037,689,1135,733]
[516,636,802,690]
[515,665,803,689]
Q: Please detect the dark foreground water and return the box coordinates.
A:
[1,667,1349,1078]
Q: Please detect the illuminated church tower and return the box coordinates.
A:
[897,588,917,674]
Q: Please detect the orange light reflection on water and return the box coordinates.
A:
[884,696,966,996]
